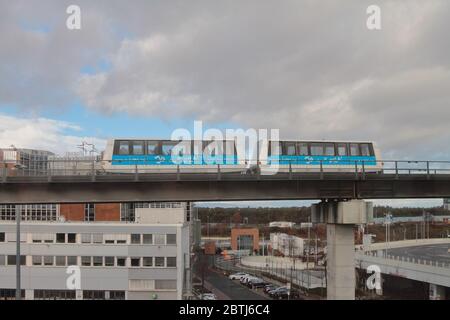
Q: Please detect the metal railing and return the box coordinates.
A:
[2,159,450,182]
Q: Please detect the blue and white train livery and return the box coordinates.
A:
[102,139,382,173]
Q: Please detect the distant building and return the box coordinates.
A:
[230,228,259,253]
[269,221,296,228]
[48,152,101,175]
[444,198,450,210]
[270,233,304,257]
[0,148,54,176]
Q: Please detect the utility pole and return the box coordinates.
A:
[15,204,21,300]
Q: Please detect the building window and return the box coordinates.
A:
[32,234,42,243]
[32,256,43,266]
[155,280,177,290]
[83,290,106,300]
[155,257,165,267]
[0,232,5,242]
[117,257,126,267]
[67,256,77,266]
[81,233,92,244]
[7,255,15,265]
[92,233,103,244]
[56,233,65,243]
[120,203,135,222]
[55,256,66,266]
[131,234,141,244]
[0,204,58,222]
[109,291,125,300]
[0,289,25,300]
[81,256,92,266]
[130,257,140,267]
[67,233,76,243]
[166,257,177,268]
[42,256,53,266]
[143,234,153,244]
[34,290,75,300]
[93,256,103,267]
[84,203,95,222]
[143,257,153,267]
[166,234,176,245]
[105,257,115,267]
[154,234,165,245]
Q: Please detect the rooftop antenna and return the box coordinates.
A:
[77,141,88,156]
[85,142,98,156]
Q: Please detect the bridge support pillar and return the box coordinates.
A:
[312,199,373,300]
[429,283,446,300]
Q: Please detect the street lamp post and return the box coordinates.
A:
[15,204,21,300]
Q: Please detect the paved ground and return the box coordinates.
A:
[203,267,269,300]
[383,243,450,264]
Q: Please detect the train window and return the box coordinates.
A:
[269,141,281,156]
[284,142,296,156]
[350,143,359,156]
[310,143,324,156]
[324,143,335,156]
[176,140,191,156]
[132,141,144,155]
[147,141,159,155]
[225,141,236,155]
[337,143,347,156]
[161,142,177,156]
[203,141,223,157]
[360,143,371,156]
[298,143,309,156]
[118,141,130,155]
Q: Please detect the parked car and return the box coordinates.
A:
[239,274,255,285]
[251,281,269,289]
[201,293,217,300]
[268,286,288,298]
[245,277,263,287]
[246,277,264,288]
[228,272,248,280]
[264,284,277,294]
[276,289,301,300]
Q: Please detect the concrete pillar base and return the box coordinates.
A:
[327,224,355,300]
[429,283,446,300]
[312,199,373,300]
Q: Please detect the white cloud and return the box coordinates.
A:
[0,113,105,155]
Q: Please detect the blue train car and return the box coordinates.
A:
[101,139,382,173]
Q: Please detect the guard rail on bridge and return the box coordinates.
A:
[2,159,450,183]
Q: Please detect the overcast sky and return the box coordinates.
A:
[0,1,449,207]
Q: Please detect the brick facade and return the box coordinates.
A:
[230,228,260,252]
[60,204,85,221]
[95,203,120,221]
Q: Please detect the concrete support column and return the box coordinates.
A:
[312,199,373,300]
[429,283,446,300]
[327,224,355,300]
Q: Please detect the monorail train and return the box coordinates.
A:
[102,139,382,173]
